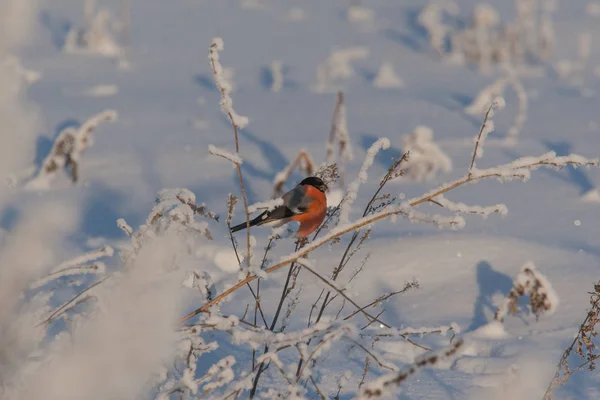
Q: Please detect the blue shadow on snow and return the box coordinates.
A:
[39,10,72,49]
[468,261,513,332]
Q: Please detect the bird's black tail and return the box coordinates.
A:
[230,211,268,233]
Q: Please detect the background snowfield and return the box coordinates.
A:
[4,0,600,398]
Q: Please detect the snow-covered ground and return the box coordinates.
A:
[2,0,600,398]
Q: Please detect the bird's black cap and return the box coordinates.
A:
[300,176,328,192]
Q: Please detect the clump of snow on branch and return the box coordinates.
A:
[208,144,243,165]
[373,62,404,89]
[339,138,390,225]
[26,110,117,189]
[495,262,559,322]
[312,47,369,93]
[400,126,452,182]
[209,38,249,129]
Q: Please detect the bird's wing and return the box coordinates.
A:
[281,185,313,214]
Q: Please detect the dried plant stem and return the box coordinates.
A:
[543,285,600,399]
[209,42,252,268]
[249,241,304,398]
[227,224,269,328]
[469,104,494,173]
[273,150,315,197]
[309,376,327,400]
[39,276,110,326]
[326,92,344,163]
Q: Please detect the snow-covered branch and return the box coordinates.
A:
[358,339,464,398]
[432,195,508,218]
[339,138,390,225]
[27,110,117,189]
[208,144,243,165]
[30,246,113,289]
[209,38,248,129]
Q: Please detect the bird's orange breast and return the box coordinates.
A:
[290,186,327,237]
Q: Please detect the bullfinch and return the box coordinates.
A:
[230,177,328,238]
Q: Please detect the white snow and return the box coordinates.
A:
[373,62,404,89]
[3,0,600,398]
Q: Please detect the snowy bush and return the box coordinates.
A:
[420,0,558,70]
[64,0,124,59]
[312,47,369,92]
[400,126,452,182]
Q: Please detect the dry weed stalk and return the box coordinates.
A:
[495,262,558,322]
[33,110,116,186]
[543,282,600,399]
[325,91,352,187]
[209,38,252,267]
[272,150,315,198]
[359,339,464,398]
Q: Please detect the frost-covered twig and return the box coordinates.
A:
[469,98,504,173]
[296,259,391,329]
[464,78,506,116]
[30,245,113,289]
[38,276,111,326]
[325,92,353,187]
[506,69,528,143]
[28,110,117,188]
[365,323,460,339]
[326,92,344,164]
[358,339,464,398]
[339,138,390,225]
[544,281,600,399]
[208,144,243,165]
[495,262,559,322]
[209,38,252,266]
[272,150,315,198]
[430,195,508,218]
[343,280,419,321]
